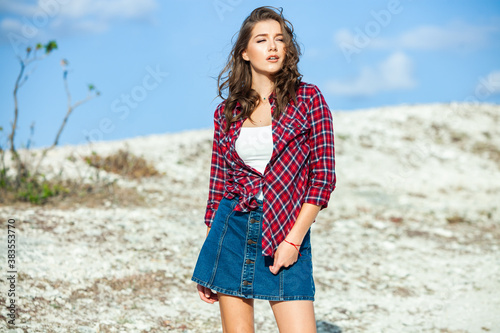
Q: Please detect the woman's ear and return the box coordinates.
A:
[241,49,249,61]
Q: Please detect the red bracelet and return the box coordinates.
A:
[284,239,302,257]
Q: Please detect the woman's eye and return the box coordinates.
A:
[276,39,284,42]
[257,39,265,43]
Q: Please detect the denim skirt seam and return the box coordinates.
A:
[191,276,243,298]
[279,266,284,299]
[240,212,252,295]
[208,198,238,285]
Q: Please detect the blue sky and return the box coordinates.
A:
[1,0,499,148]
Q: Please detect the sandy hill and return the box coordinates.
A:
[1,102,499,332]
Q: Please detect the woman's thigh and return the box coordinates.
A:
[269,300,316,333]
[219,293,255,333]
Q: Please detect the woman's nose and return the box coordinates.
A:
[268,40,277,51]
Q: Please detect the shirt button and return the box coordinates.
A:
[247,239,256,245]
[250,218,258,224]
[245,259,254,264]
[243,281,252,286]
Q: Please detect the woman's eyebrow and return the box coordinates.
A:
[253,33,284,39]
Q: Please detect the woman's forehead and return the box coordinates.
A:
[250,20,283,36]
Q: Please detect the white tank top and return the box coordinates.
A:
[235,124,273,200]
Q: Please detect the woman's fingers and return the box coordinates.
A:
[269,258,280,275]
[269,246,281,274]
[269,243,298,275]
[197,284,219,303]
[198,285,217,303]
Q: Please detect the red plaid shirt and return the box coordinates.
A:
[204,81,336,256]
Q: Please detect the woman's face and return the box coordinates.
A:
[242,19,286,78]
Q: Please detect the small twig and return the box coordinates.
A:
[26,122,35,149]
[32,64,98,178]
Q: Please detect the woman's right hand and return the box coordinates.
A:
[197,284,219,304]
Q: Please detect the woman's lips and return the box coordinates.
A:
[267,55,279,63]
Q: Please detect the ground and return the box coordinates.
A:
[1,103,499,332]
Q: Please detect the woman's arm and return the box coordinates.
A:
[204,104,228,228]
[284,203,321,244]
[302,84,336,209]
[269,203,321,274]
[270,84,336,274]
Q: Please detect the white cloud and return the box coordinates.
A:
[326,52,416,97]
[0,17,23,31]
[0,1,38,16]
[57,0,158,20]
[0,0,158,43]
[475,70,500,97]
[334,28,355,46]
[334,20,499,52]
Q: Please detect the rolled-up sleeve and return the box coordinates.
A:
[204,103,228,227]
[303,85,336,209]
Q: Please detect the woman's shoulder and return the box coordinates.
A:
[297,81,316,90]
[296,81,324,105]
[296,81,324,100]
[214,100,227,118]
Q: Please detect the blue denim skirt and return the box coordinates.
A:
[191,196,315,301]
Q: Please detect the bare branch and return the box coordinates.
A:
[52,94,97,149]
[32,63,99,178]
[63,69,71,109]
[10,59,25,153]
[18,64,41,89]
[9,48,53,163]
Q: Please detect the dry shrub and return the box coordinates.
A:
[471,141,500,167]
[449,130,468,143]
[446,215,468,224]
[84,149,161,179]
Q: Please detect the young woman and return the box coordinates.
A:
[192,6,335,332]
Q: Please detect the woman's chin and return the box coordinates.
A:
[252,67,283,78]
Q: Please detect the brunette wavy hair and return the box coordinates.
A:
[217,6,302,132]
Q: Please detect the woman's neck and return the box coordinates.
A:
[251,73,274,100]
